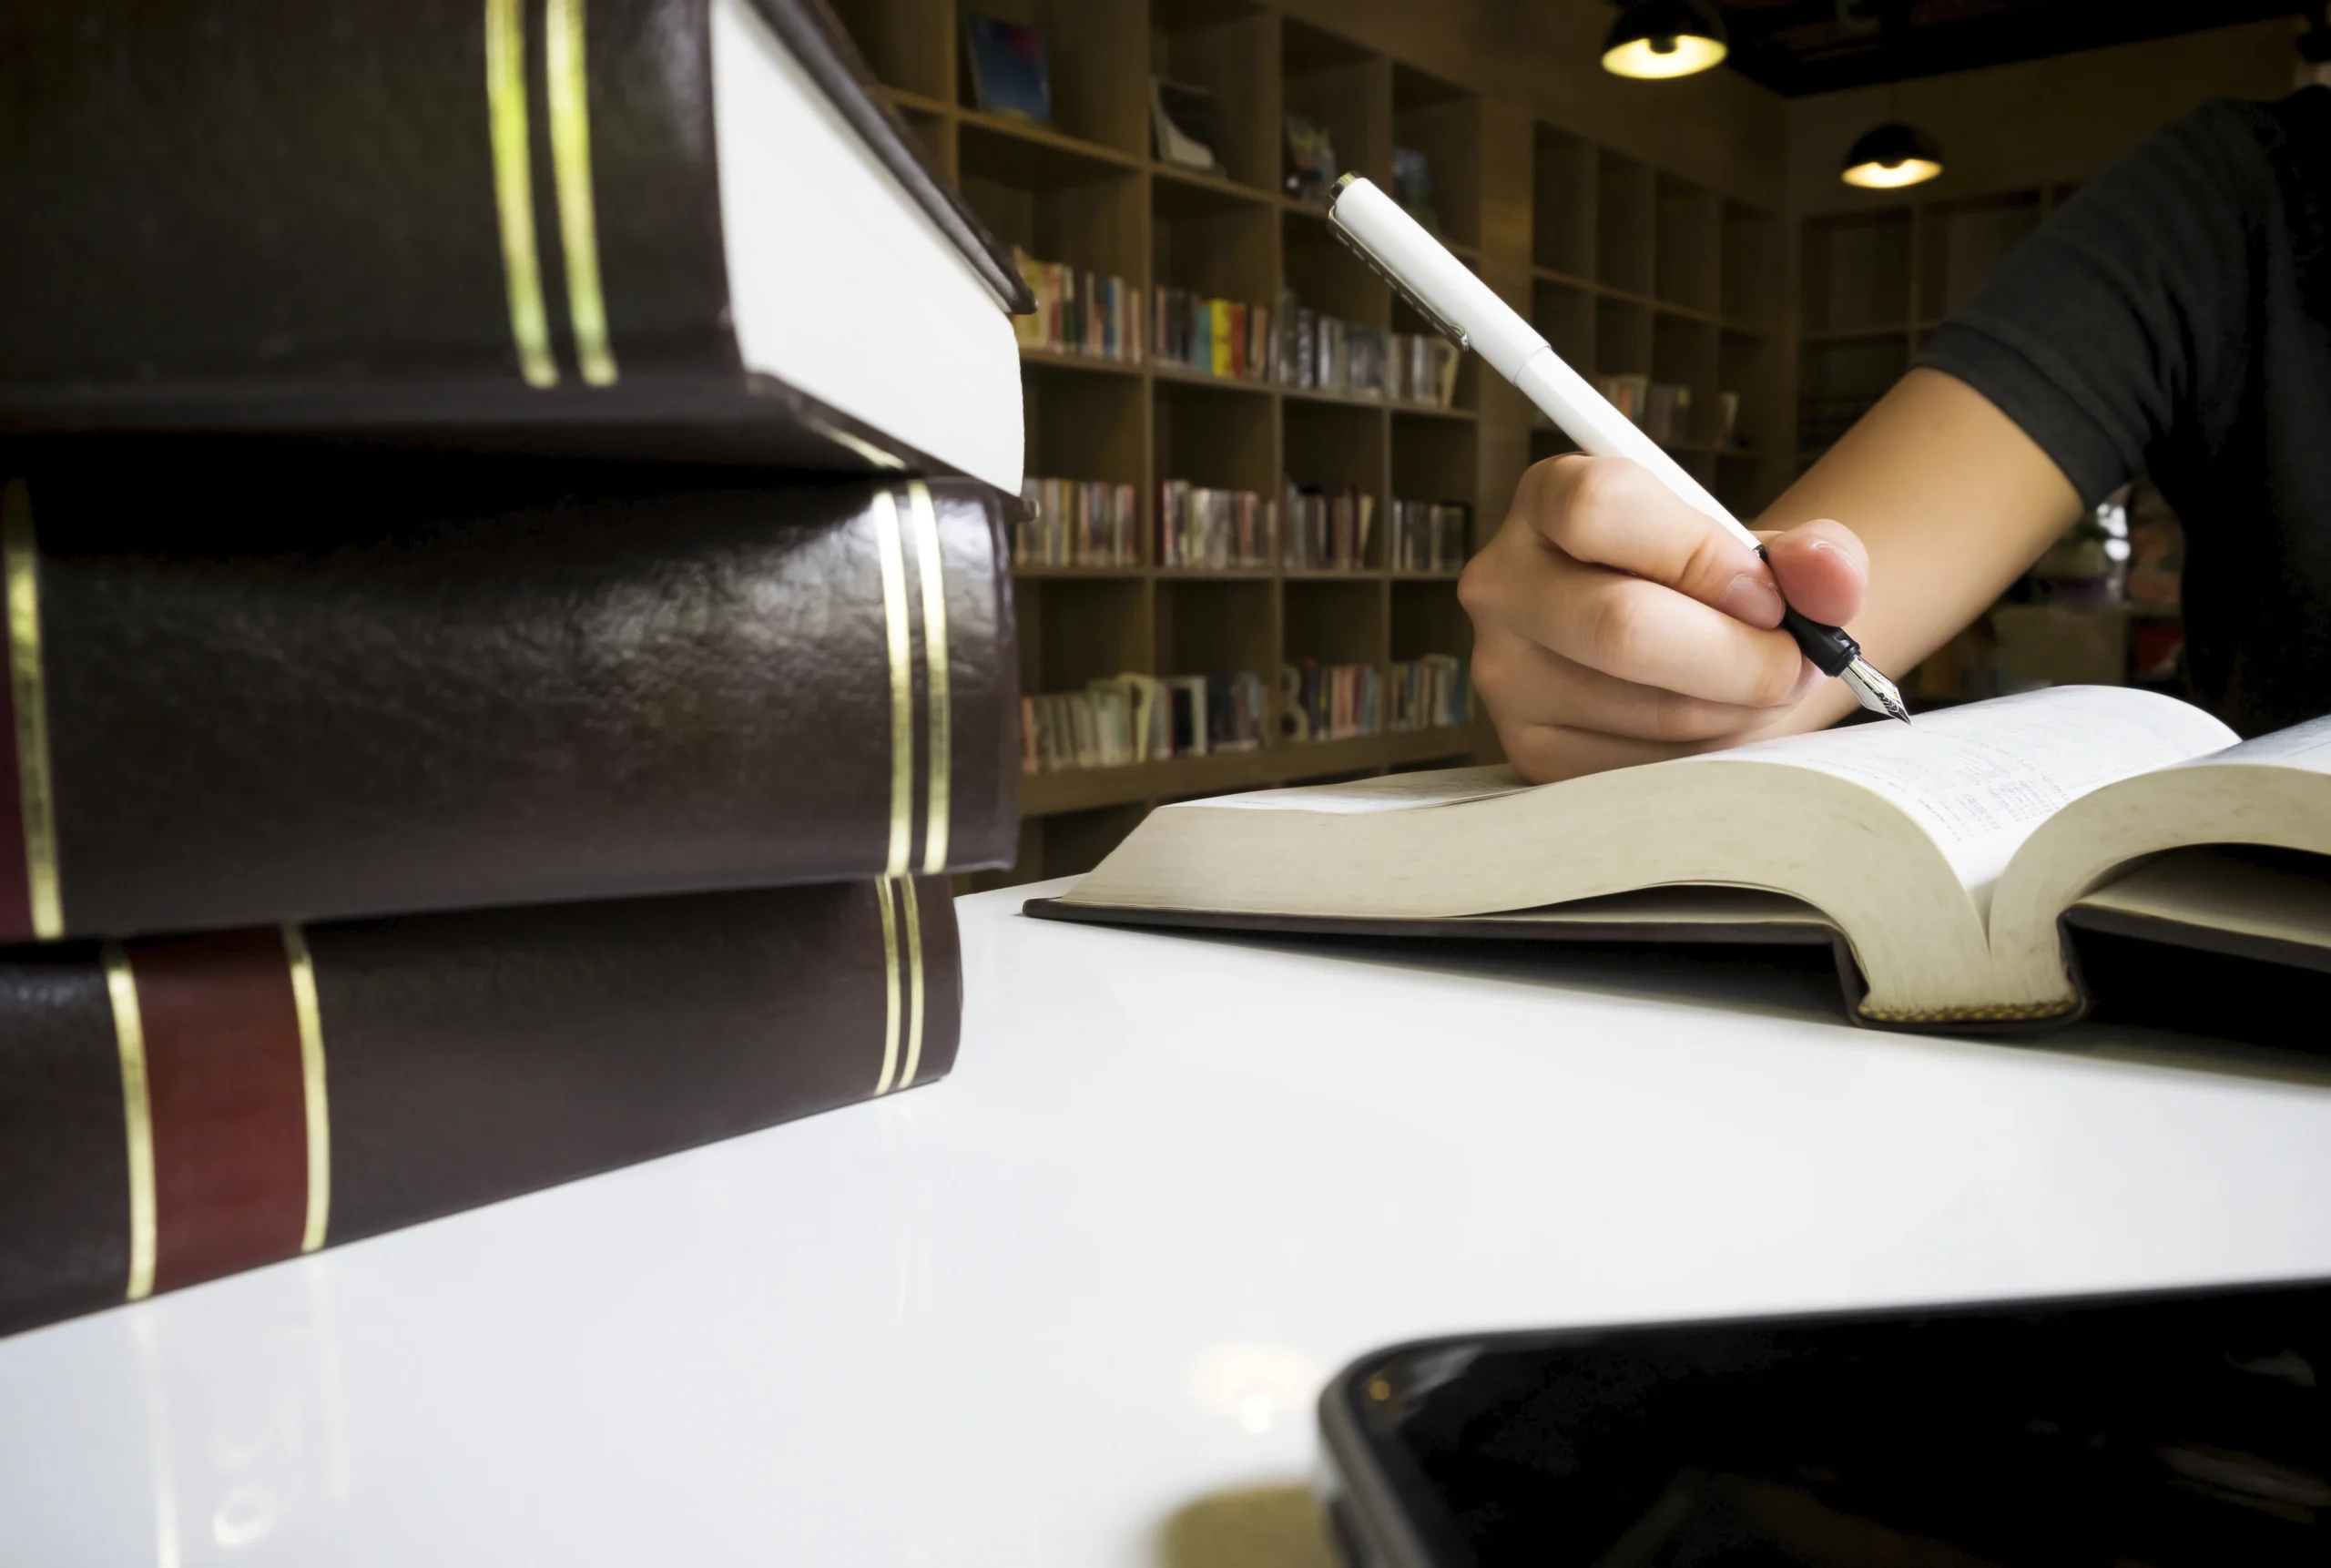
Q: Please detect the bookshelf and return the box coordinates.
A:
[830,0,1787,883]
[1794,184,2077,473]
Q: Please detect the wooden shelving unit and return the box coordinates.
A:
[1794,183,2076,471]
[1526,127,1785,509]
[831,0,1786,882]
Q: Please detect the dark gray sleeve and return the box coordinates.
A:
[1916,100,2275,507]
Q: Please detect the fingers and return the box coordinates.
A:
[1525,456,1782,627]
[1755,517,1869,628]
[1466,542,1809,708]
[1471,627,1803,742]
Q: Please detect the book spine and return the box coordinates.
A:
[0,875,961,1339]
[0,466,1018,942]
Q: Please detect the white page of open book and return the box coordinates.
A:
[1692,687,2236,916]
[2186,711,2331,770]
[1186,765,1535,814]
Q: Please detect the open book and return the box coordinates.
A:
[1028,687,2331,1031]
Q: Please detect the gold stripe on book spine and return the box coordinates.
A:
[872,878,903,1095]
[282,924,331,1254]
[906,484,951,874]
[899,877,927,1089]
[545,0,617,386]
[872,491,915,878]
[484,0,558,388]
[104,942,158,1302]
[4,481,62,941]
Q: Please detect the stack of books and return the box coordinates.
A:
[1020,672,1267,771]
[1017,475,1140,566]
[1158,481,1277,569]
[1285,483,1377,571]
[0,0,1031,1339]
[1013,249,1142,362]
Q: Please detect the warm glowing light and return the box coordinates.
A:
[1841,123,1944,189]
[1842,156,1943,189]
[1601,33,1727,79]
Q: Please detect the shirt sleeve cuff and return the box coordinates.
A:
[1914,321,2131,508]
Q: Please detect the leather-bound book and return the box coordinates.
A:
[0,874,958,1338]
[0,0,1032,492]
[0,457,1015,942]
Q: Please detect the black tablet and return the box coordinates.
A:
[1317,1279,2331,1567]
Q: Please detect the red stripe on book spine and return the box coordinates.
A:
[0,639,27,944]
[129,930,310,1291]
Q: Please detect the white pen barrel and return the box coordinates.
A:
[1329,178,1541,381]
[1512,350,1757,548]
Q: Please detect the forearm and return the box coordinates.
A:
[1751,366,2085,732]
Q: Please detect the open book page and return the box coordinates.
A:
[2183,712,2331,771]
[1188,765,1533,815]
[1690,687,2237,914]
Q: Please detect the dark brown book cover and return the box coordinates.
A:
[0,0,1032,467]
[0,456,1016,942]
[0,874,961,1339]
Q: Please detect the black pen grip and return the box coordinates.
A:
[1756,545,1862,677]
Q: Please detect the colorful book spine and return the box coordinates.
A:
[1014,475,1140,567]
[1156,481,1277,569]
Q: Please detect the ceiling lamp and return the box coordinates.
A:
[1602,0,1728,79]
[1841,121,1943,189]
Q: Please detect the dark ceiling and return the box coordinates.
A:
[1705,0,2308,95]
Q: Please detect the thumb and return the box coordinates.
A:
[1753,518,1868,628]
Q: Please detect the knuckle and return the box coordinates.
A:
[1554,459,1645,557]
[1576,583,1648,675]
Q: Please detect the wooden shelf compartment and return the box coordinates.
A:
[1801,207,1913,336]
[1915,189,2042,322]
[954,0,1146,158]
[1389,61,1481,250]
[834,0,954,102]
[1149,0,1281,197]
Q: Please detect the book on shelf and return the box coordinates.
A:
[1019,672,1267,772]
[1158,481,1277,570]
[1279,660,1381,742]
[1013,251,1142,364]
[1389,655,1469,731]
[1151,77,1223,174]
[1153,289,1274,382]
[1391,147,1440,235]
[1029,686,2331,1033]
[0,875,961,1338]
[1390,501,1471,573]
[963,14,1052,123]
[1644,382,1693,445]
[1387,334,1461,409]
[0,459,1017,944]
[0,0,1033,493]
[1016,475,1139,567]
[1284,483,1377,571]
[1285,114,1339,203]
[1277,303,1448,404]
[1594,373,1652,427]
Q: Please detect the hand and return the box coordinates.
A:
[1459,455,1870,783]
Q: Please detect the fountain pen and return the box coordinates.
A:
[1326,173,1910,725]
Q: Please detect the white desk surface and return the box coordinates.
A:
[8,879,2331,1566]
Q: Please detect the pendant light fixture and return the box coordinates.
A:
[1839,4,1939,189]
[1841,121,1943,188]
[1601,0,1728,80]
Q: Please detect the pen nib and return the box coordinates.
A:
[1843,658,1913,725]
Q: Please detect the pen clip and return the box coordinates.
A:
[1325,177,1471,351]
